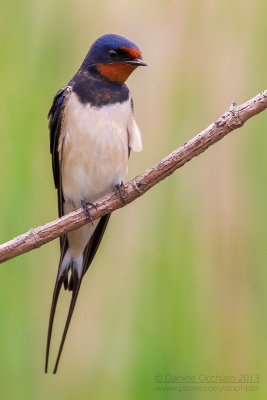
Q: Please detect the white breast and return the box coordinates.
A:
[59,92,142,207]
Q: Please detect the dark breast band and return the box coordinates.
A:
[71,69,130,107]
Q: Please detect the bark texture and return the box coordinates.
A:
[0,90,266,263]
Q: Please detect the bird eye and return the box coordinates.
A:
[108,49,118,58]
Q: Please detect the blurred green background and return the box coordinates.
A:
[0,0,266,399]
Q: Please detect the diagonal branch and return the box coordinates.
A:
[0,90,266,263]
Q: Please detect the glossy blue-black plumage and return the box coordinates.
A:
[70,70,129,107]
[81,34,140,67]
[69,34,141,106]
[46,34,144,374]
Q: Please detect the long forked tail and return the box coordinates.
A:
[45,214,111,373]
[45,251,83,374]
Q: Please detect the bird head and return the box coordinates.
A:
[82,34,147,83]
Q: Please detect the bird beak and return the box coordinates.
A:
[126,59,148,67]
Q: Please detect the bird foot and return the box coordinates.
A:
[114,181,126,205]
[80,199,97,226]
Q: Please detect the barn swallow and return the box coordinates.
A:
[46,34,146,373]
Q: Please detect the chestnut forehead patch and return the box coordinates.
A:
[119,46,142,59]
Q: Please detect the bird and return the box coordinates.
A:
[46,34,146,373]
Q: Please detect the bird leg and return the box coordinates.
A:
[114,181,126,205]
[80,199,97,226]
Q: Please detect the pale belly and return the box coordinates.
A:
[60,93,130,208]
